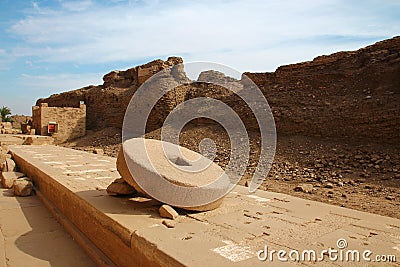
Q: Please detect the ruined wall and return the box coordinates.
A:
[37,57,184,131]
[243,36,400,144]
[32,103,86,143]
[35,37,400,144]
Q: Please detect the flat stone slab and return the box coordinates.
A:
[9,145,400,266]
[0,188,95,266]
[0,134,53,146]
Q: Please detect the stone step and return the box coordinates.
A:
[9,145,400,266]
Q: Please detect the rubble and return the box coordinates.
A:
[13,178,33,196]
[1,171,25,189]
[106,178,137,196]
[159,205,179,220]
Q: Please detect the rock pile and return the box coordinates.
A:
[0,148,34,196]
[0,122,20,134]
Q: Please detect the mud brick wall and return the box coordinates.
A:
[35,37,400,145]
[32,103,86,143]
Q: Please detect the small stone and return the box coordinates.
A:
[162,220,176,228]
[159,204,179,220]
[325,183,334,189]
[385,196,395,201]
[338,181,344,187]
[1,172,25,189]
[93,148,104,155]
[107,178,137,196]
[294,183,314,193]
[13,178,33,197]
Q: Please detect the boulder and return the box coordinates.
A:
[106,178,137,196]
[1,172,25,189]
[13,178,33,196]
[117,138,231,211]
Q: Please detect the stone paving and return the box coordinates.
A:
[8,145,400,266]
[0,188,95,266]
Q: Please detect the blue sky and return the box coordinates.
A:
[0,0,399,115]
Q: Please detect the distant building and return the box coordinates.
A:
[32,103,86,143]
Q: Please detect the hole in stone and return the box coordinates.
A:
[172,157,191,166]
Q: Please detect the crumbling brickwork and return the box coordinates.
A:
[32,103,86,143]
[36,37,400,145]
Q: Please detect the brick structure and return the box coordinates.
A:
[36,37,400,145]
[32,103,86,143]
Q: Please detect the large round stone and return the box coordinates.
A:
[117,138,232,211]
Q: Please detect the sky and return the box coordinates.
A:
[0,0,399,115]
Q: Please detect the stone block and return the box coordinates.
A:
[1,172,25,189]
[13,178,33,196]
[2,158,16,172]
[106,178,137,196]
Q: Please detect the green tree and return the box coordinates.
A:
[0,106,12,122]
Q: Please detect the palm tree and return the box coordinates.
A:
[0,106,12,122]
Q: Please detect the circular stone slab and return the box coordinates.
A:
[117,138,232,211]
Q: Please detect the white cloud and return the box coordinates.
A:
[61,0,93,12]
[7,0,400,71]
[19,72,103,94]
[0,49,5,56]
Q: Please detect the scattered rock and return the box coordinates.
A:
[325,183,334,189]
[385,196,395,201]
[106,178,137,196]
[294,183,314,193]
[159,204,179,220]
[162,220,176,228]
[13,178,33,197]
[1,172,25,189]
[93,148,104,155]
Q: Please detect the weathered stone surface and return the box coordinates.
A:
[159,205,179,220]
[23,136,54,145]
[106,178,137,196]
[35,37,400,145]
[1,122,12,130]
[36,57,187,131]
[1,171,25,189]
[2,158,16,172]
[32,103,85,144]
[294,183,314,193]
[118,138,230,211]
[13,178,33,196]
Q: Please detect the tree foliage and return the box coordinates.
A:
[0,106,12,122]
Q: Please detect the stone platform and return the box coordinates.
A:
[8,145,400,266]
[0,134,53,146]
